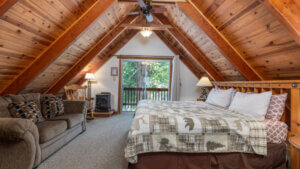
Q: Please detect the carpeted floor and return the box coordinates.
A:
[37,112,134,169]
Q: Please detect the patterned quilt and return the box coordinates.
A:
[125,100,267,163]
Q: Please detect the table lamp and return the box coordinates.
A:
[196,76,212,100]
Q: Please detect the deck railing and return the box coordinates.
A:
[122,87,169,111]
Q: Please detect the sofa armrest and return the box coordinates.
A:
[63,100,87,114]
[63,100,87,131]
[0,118,39,141]
[0,118,41,168]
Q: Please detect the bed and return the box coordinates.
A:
[125,81,300,169]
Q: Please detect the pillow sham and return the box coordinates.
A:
[265,93,287,121]
[228,91,272,120]
[42,95,64,119]
[8,101,44,124]
[205,88,235,108]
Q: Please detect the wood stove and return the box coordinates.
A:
[95,92,111,112]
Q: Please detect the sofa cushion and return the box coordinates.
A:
[37,120,67,143]
[8,101,44,124]
[52,114,83,128]
[41,95,64,119]
[6,93,41,110]
[0,96,12,117]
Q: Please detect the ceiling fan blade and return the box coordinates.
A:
[128,11,141,15]
[137,0,147,9]
[151,8,167,13]
[145,14,154,22]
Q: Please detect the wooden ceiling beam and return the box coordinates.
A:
[154,30,203,79]
[0,0,18,16]
[45,16,138,94]
[118,0,186,5]
[0,0,115,95]
[259,0,300,46]
[154,14,225,81]
[178,1,263,81]
[75,30,139,85]
[121,23,173,30]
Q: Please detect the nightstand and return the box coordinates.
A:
[197,98,206,102]
[289,136,300,169]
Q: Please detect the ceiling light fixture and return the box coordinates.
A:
[140,27,152,37]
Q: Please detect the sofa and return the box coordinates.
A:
[0,93,87,169]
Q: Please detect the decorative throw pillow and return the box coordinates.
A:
[205,88,235,108]
[42,96,64,119]
[264,119,288,144]
[8,101,44,124]
[265,93,288,121]
[229,91,272,120]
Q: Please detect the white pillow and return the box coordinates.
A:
[205,88,235,108]
[228,91,272,120]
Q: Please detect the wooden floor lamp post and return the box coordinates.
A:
[85,73,95,119]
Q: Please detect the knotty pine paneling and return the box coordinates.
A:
[0,0,97,90]
[165,5,245,81]
[20,2,136,93]
[193,0,300,80]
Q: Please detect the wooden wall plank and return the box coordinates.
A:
[155,13,225,81]
[178,1,262,81]
[0,0,115,95]
[45,15,138,94]
[0,0,18,16]
[259,0,300,46]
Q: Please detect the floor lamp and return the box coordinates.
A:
[85,73,95,119]
[85,73,95,98]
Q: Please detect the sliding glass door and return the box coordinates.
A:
[121,58,172,112]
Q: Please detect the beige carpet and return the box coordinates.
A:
[37,112,134,169]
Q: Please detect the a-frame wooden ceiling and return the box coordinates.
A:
[0,0,299,95]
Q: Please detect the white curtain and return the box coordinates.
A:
[171,55,181,101]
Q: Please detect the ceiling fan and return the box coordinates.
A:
[128,0,167,22]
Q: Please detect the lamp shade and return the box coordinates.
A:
[85,73,95,80]
[196,76,212,87]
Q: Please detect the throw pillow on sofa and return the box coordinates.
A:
[8,101,44,124]
[42,96,64,119]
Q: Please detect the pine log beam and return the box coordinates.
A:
[154,30,203,79]
[0,0,115,95]
[0,0,18,16]
[179,1,263,81]
[155,14,225,81]
[75,30,139,86]
[45,16,138,94]
[259,0,300,46]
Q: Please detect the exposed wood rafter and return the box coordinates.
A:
[154,13,225,81]
[45,16,139,94]
[0,0,115,95]
[0,0,18,16]
[179,1,263,81]
[259,0,300,46]
[154,30,203,79]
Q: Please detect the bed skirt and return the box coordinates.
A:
[130,143,287,169]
